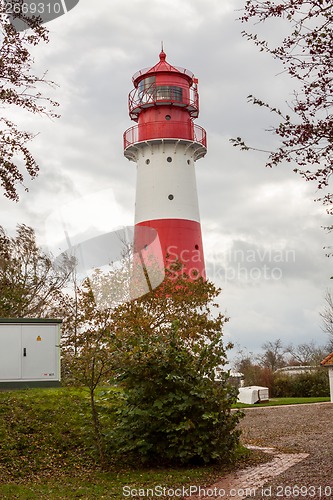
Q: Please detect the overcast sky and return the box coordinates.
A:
[1,0,331,361]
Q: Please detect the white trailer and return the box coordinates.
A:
[0,319,61,388]
[237,386,269,405]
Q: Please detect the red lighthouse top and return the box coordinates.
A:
[124,50,207,161]
[128,50,199,121]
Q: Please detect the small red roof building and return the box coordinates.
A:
[320,352,333,366]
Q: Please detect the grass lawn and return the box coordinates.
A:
[0,468,230,499]
[233,396,331,408]
[1,389,327,498]
[0,387,253,499]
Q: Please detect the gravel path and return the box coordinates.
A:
[237,403,333,498]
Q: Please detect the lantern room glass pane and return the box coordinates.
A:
[155,86,183,102]
[138,76,156,96]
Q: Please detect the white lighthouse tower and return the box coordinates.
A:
[123,50,207,279]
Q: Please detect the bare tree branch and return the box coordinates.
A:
[232,1,333,210]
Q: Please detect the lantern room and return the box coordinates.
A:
[129,50,199,120]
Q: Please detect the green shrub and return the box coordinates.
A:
[292,370,329,397]
[273,375,294,397]
[110,332,241,466]
[273,370,329,398]
[109,272,243,466]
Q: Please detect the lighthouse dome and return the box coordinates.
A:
[132,50,194,86]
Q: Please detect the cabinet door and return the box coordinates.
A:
[0,325,21,380]
[22,325,58,380]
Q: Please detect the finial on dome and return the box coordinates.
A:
[159,41,166,61]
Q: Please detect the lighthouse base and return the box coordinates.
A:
[135,219,205,280]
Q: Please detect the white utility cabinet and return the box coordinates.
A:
[237,386,269,405]
[0,319,61,388]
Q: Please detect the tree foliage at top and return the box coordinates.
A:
[0,4,59,201]
[232,1,332,207]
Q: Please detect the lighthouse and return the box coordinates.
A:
[123,50,207,279]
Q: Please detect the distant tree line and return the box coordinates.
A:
[233,337,333,398]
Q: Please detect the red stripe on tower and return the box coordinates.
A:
[123,50,207,279]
